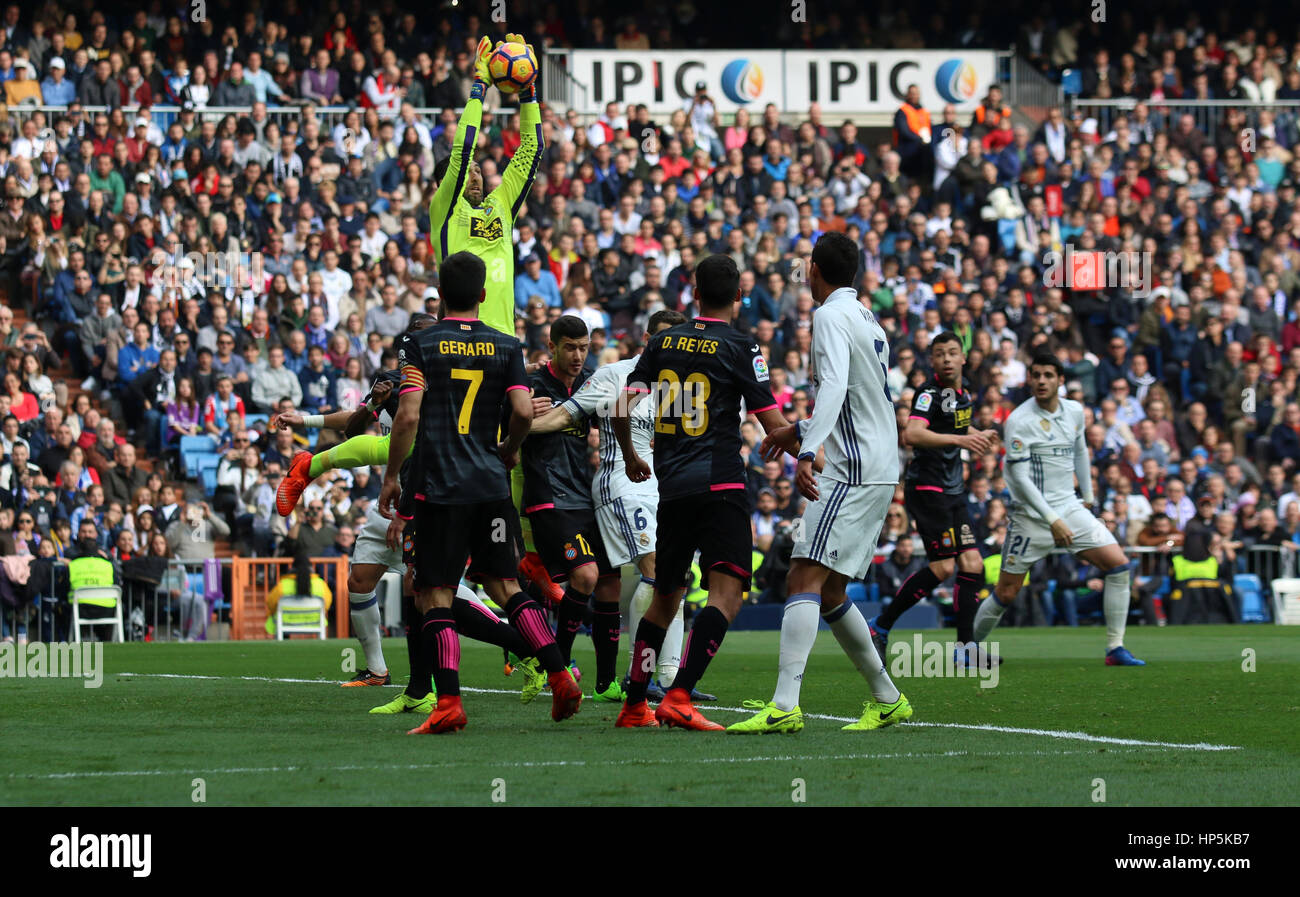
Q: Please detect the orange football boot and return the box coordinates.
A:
[548,669,583,721]
[341,669,391,687]
[654,688,724,731]
[519,552,563,606]
[407,696,467,734]
[276,451,315,516]
[614,700,660,728]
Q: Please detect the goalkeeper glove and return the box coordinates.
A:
[471,35,495,101]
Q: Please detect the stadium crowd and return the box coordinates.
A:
[1,2,1297,641]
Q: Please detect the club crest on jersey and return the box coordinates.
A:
[564,543,577,561]
[639,532,650,546]
[752,355,770,382]
[941,531,954,548]
[914,392,933,412]
[469,215,503,241]
[1040,419,1052,432]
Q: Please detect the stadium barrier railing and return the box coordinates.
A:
[541,48,588,112]
[1004,51,1063,125]
[229,556,349,641]
[1067,98,1300,140]
[10,104,519,138]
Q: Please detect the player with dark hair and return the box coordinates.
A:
[429,32,541,337]
[379,251,582,733]
[613,254,791,729]
[529,310,716,701]
[979,352,1145,666]
[519,314,627,701]
[730,232,911,734]
[869,329,998,666]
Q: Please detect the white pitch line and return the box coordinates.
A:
[9,748,1147,782]
[114,672,1241,752]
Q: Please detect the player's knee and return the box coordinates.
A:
[570,564,598,594]
[931,558,956,580]
[957,551,984,575]
[347,568,381,595]
[1103,565,1129,584]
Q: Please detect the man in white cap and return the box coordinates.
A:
[40,57,74,105]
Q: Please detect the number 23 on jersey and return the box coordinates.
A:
[653,370,711,436]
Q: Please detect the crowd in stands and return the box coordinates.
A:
[2,3,1298,641]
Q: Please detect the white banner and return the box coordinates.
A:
[783,51,997,115]
[566,50,998,116]
[570,50,785,115]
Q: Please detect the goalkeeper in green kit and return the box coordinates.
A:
[276,33,543,512]
[431,32,542,336]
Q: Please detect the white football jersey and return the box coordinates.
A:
[561,357,657,506]
[799,288,899,485]
[1003,396,1088,518]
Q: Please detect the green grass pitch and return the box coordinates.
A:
[3,626,1298,806]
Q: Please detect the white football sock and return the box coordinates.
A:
[1103,568,1131,651]
[349,592,386,674]
[658,600,685,687]
[973,593,1011,643]
[627,577,655,674]
[825,600,899,704]
[772,594,820,711]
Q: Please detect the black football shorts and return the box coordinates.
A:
[905,485,977,561]
[412,497,523,590]
[655,490,753,594]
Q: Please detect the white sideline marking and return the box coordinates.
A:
[114,672,1241,752]
[11,748,1146,781]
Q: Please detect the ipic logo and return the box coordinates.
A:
[1042,247,1153,299]
[888,635,1000,688]
[0,641,103,688]
[50,829,152,877]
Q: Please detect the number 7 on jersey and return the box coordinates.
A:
[450,368,483,434]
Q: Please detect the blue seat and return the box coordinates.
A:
[200,466,219,495]
[1061,69,1082,96]
[188,451,222,484]
[180,436,218,477]
[245,414,269,428]
[1234,574,1267,623]
[846,582,868,603]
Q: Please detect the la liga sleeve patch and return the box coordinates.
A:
[752,354,770,382]
[914,392,933,412]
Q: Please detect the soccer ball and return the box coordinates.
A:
[488,42,537,94]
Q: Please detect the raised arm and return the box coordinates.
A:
[428,37,491,254]
[494,37,542,220]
